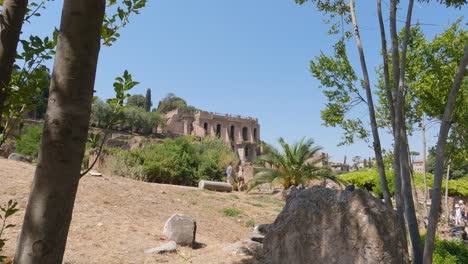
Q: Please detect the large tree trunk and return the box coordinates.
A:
[0,0,28,124]
[13,0,105,263]
[423,44,468,264]
[349,0,392,207]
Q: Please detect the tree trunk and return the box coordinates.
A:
[349,0,392,207]
[13,1,105,263]
[422,114,428,218]
[388,0,406,243]
[444,162,451,227]
[0,0,28,124]
[391,0,423,261]
[423,44,468,264]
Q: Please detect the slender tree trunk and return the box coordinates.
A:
[444,161,451,227]
[0,0,28,124]
[391,0,423,262]
[349,0,392,207]
[14,1,105,263]
[423,44,468,264]
[388,0,407,243]
[422,114,428,218]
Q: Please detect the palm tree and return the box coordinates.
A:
[249,137,337,191]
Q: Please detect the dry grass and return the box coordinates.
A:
[0,158,282,264]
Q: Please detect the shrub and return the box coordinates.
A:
[421,234,468,264]
[341,169,468,197]
[16,124,43,158]
[101,136,238,186]
[222,207,242,217]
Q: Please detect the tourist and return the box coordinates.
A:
[455,204,462,225]
[459,200,467,221]
[226,162,234,185]
[237,164,245,191]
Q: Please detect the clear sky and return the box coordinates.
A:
[22,0,467,162]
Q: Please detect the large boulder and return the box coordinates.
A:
[263,186,409,264]
[163,214,196,246]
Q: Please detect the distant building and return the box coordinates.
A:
[329,162,350,173]
[160,109,260,163]
[307,152,329,167]
[412,160,425,174]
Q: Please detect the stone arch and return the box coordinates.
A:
[203,122,208,133]
[216,124,221,137]
[242,127,249,141]
[230,125,235,141]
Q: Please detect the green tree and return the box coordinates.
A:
[90,98,113,128]
[145,88,152,112]
[249,137,336,191]
[127,94,146,108]
[157,93,197,114]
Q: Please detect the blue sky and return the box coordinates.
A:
[22,0,466,162]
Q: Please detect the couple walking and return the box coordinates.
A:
[226,162,244,191]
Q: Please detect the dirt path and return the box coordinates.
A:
[0,158,282,263]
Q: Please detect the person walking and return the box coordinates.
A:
[455,204,462,225]
[226,162,234,185]
[459,200,467,221]
[237,164,245,191]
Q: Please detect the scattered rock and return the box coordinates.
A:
[223,241,251,255]
[89,171,102,177]
[144,241,177,254]
[246,240,263,256]
[263,186,410,264]
[8,153,32,163]
[163,214,197,246]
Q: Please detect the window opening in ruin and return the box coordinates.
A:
[230,125,235,141]
[253,128,257,141]
[204,122,208,132]
[216,124,221,137]
[242,127,248,141]
[244,145,249,158]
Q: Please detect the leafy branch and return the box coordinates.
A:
[0,200,19,262]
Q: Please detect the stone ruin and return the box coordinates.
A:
[159,109,261,163]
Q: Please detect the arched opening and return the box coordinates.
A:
[230,125,235,141]
[242,127,248,141]
[244,145,249,158]
[216,124,221,137]
[253,128,257,141]
[203,122,208,133]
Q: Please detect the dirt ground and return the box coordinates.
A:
[0,158,282,264]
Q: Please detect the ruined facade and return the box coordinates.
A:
[160,109,261,163]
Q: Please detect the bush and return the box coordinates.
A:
[16,124,43,158]
[421,234,468,264]
[102,136,239,186]
[341,169,468,197]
